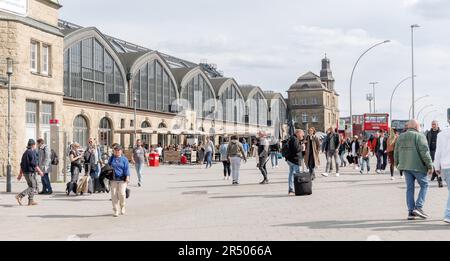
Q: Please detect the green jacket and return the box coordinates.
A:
[394,129,433,173]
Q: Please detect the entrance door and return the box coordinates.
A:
[99,118,112,147]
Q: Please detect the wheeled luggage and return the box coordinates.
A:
[294,172,312,196]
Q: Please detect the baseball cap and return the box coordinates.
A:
[113,145,123,151]
[27,139,36,147]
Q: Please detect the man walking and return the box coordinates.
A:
[109,145,130,217]
[131,139,147,187]
[16,139,44,206]
[285,129,304,196]
[270,139,280,169]
[376,130,388,174]
[322,127,340,177]
[427,121,443,187]
[434,118,450,224]
[227,136,247,185]
[395,120,434,220]
[242,139,250,158]
[37,139,53,195]
[258,131,270,184]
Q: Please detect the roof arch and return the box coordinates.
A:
[63,27,127,89]
[129,51,180,99]
[178,67,216,97]
[210,78,245,100]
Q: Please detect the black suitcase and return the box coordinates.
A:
[294,172,312,196]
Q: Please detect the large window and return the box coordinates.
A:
[219,84,245,123]
[99,117,113,147]
[180,74,215,118]
[42,45,50,76]
[132,60,177,112]
[64,37,125,105]
[73,115,89,148]
[248,92,267,126]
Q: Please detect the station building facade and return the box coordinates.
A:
[0,0,287,179]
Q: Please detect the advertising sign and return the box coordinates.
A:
[0,0,28,16]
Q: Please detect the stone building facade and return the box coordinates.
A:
[0,0,288,179]
[287,57,340,132]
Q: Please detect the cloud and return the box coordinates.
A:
[406,0,450,20]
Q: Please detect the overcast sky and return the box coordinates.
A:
[60,0,450,128]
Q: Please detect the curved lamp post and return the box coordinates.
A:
[416,104,434,120]
[421,110,438,130]
[409,95,429,119]
[349,40,390,137]
[390,76,416,122]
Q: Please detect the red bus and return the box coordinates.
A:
[363,113,390,137]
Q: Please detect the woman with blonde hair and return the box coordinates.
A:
[68,143,83,195]
[304,127,321,180]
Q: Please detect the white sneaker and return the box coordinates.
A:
[276,166,279,169]
[120,208,126,215]
[400,176,404,179]
[321,173,329,177]
[336,173,340,177]
[376,170,381,174]
[444,219,450,224]
[113,212,119,217]
[391,177,395,181]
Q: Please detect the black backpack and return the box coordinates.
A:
[281,139,290,158]
[50,149,59,166]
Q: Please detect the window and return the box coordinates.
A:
[312,115,318,123]
[302,112,308,123]
[40,103,53,125]
[130,120,134,128]
[312,97,318,105]
[26,101,38,143]
[64,37,125,105]
[73,115,89,148]
[30,42,38,73]
[42,45,50,75]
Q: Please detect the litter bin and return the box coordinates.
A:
[149,152,160,167]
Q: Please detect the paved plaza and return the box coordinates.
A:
[0,157,449,241]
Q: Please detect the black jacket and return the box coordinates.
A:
[270,143,280,152]
[426,128,441,152]
[375,136,388,152]
[20,148,38,174]
[349,140,361,155]
[322,133,340,152]
[286,136,303,165]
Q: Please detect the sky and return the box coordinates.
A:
[60,0,450,128]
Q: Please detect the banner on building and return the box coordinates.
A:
[0,0,28,16]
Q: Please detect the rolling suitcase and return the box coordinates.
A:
[294,172,312,196]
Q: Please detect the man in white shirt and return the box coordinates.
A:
[155,144,163,163]
[376,130,388,174]
[434,119,450,224]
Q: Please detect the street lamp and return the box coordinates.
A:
[409,95,429,119]
[366,93,374,113]
[349,40,390,137]
[6,57,13,193]
[421,110,438,128]
[133,92,137,144]
[390,76,416,122]
[416,104,434,120]
[411,24,420,118]
[369,82,379,113]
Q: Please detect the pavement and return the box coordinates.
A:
[0,156,449,241]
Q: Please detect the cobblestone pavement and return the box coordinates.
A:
[0,156,449,241]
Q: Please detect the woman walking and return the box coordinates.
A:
[197,142,205,168]
[304,127,321,180]
[387,128,402,180]
[68,143,83,196]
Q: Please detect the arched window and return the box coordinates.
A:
[73,115,89,148]
[99,117,113,147]
[248,91,267,126]
[158,123,167,129]
[141,121,152,145]
[219,84,245,123]
[63,37,126,105]
[181,74,215,119]
[133,60,177,112]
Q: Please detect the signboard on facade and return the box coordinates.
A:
[0,0,28,16]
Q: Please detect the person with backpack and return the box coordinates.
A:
[359,139,371,175]
[270,139,280,169]
[109,145,130,217]
[37,139,53,195]
[16,139,44,206]
[227,136,247,185]
[285,129,304,196]
[387,128,403,180]
[219,138,230,180]
[304,127,320,181]
[68,143,83,196]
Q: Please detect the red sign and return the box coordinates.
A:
[50,119,60,124]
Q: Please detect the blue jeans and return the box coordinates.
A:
[360,157,370,173]
[376,150,387,170]
[270,152,279,167]
[135,162,144,184]
[287,161,300,193]
[41,173,52,193]
[404,170,429,213]
[205,152,213,168]
[443,169,450,220]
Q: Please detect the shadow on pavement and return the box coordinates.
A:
[169,181,287,189]
[210,194,289,199]
[28,214,111,219]
[275,219,450,231]
[0,204,16,208]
